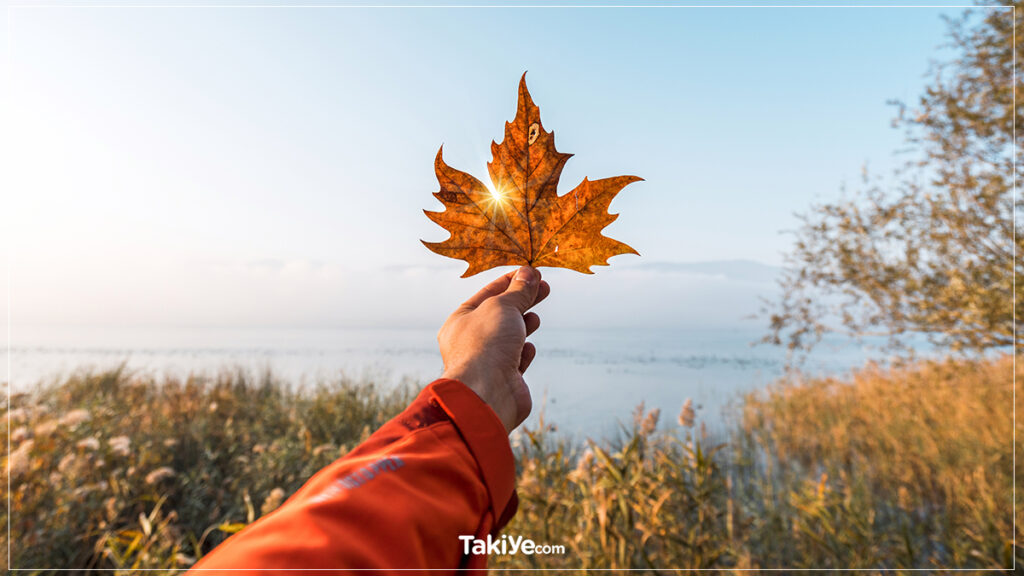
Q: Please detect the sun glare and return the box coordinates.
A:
[486,183,506,205]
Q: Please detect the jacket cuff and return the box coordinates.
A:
[427,378,516,525]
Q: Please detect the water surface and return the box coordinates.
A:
[2,325,873,438]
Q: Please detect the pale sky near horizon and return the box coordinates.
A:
[1,1,990,334]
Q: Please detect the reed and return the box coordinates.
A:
[2,355,1018,574]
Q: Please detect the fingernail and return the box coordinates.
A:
[515,266,537,283]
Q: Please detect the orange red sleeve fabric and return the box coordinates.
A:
[187,378,518,575]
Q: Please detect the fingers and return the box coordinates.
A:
[461,270,515,310]
[500,266,541,313]
[534,280,551,307]
[519,342,537,373]
[524,312,540,336]
[460,267,550,315]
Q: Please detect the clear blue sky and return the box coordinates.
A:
[1,1,988,331]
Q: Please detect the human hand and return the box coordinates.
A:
[438,266,550,433]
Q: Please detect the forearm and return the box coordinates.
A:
[187,379,518,575]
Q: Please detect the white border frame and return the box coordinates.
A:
[2,0,1016,572]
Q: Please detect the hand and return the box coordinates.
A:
[438,266,550,433]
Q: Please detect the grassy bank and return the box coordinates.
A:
[2,356,1019,574]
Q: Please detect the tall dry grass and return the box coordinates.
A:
[2,367,411,572]
[497,355,1020,572]
[1,355,1018,574]
[734,356,1018,570]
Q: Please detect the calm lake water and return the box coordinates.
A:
[2,325,875,438]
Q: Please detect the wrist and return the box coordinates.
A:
[440,369,516,433]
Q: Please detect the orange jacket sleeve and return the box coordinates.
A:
[187,378,519,575]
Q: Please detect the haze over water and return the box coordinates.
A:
[4,323,878,438]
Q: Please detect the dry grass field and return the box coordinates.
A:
[3,355,1018,573]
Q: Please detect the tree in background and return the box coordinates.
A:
[765,0,1022,355]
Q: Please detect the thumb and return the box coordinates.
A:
[500,266,541,313]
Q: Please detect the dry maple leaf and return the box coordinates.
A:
[422,74,641,277]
